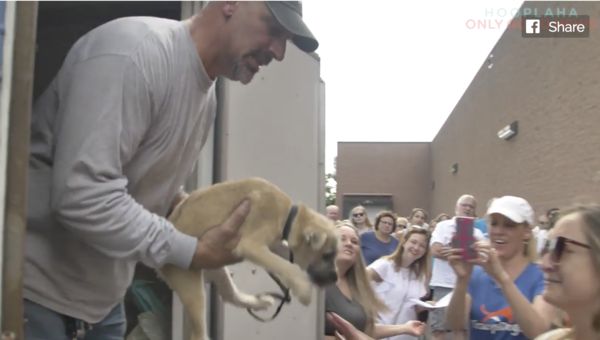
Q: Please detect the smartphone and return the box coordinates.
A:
[451,217,477,260]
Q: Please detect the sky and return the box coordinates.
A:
[301,0,524,172]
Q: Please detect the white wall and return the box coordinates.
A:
[214,42,325,340]
[0,1,17,322]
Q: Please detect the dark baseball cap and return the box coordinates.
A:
[265,1,319,53]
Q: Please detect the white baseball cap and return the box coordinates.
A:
[486,196,535,226]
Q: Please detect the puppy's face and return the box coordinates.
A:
[291,208,338,286]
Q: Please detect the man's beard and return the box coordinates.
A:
[231,60,256,85]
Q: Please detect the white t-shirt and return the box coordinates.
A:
[429,218,484,288]
[534,227,549,255]
[368,258,427,340]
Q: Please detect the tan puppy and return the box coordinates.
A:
[160,178,338,340]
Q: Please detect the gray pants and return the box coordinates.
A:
[24,299,126,340]
[428,286,453,333]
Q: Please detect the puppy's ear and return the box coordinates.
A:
[304,230,327,251]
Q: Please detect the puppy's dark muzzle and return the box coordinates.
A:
[307,266,337,286]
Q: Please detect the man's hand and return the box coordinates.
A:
[189,199,250,270]
[430,243,447,260]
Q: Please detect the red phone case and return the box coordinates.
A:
[452,217,477,260]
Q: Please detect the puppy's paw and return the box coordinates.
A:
[233,292,275,310]
[251,294,276,310]
[292,279,313,306]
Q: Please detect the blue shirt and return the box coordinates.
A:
[474,218,488,238]
[468,263,544,340]
[360,231,399,265]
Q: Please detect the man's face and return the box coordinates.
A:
[326,207,340,221]
[456,197,476,217]
[538,215,550,229]
[226,2,292,84]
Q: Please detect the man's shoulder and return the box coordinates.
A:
[97,16,180,38]
[434,219,456,233]
[78,17,182,59]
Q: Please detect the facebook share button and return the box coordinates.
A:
[522,16,590,38]
[525,19,541,34]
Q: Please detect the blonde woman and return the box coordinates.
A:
[350,205,373,234]
[367,228,431,340]
[325,222,424,339]
[446,196,555,340]
[535,204,600,340]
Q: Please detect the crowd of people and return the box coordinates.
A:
[324,196,600,340]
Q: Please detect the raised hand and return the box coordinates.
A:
[444,247,474,279]
[471,240,510,284]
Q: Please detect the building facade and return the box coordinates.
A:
[337,1,600,219]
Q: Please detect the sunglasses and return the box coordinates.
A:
[541,236,591,263]
[352,213,365,217]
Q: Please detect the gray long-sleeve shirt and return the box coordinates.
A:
[25,16,216,322]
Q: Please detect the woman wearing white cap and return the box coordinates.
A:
[445,196,555,340]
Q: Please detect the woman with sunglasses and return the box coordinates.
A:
[350,205,373,235]
[535,204,600,340]
[445,196,555,340]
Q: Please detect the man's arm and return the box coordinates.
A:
[430,242,446,259]
[430,222,449,259]
[167,187,189,218]
[50,55,200,269]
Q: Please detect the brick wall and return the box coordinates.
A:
[336,142,431,218]
[430,1,600,217]
[336,2,600,220]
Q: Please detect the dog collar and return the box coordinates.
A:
[282,204,298,241]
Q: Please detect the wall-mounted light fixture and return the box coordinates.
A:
[486,53,494,69]
[450,163,458,174]
[497,121,518,140]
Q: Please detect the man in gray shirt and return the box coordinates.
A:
[25,2,318,339]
